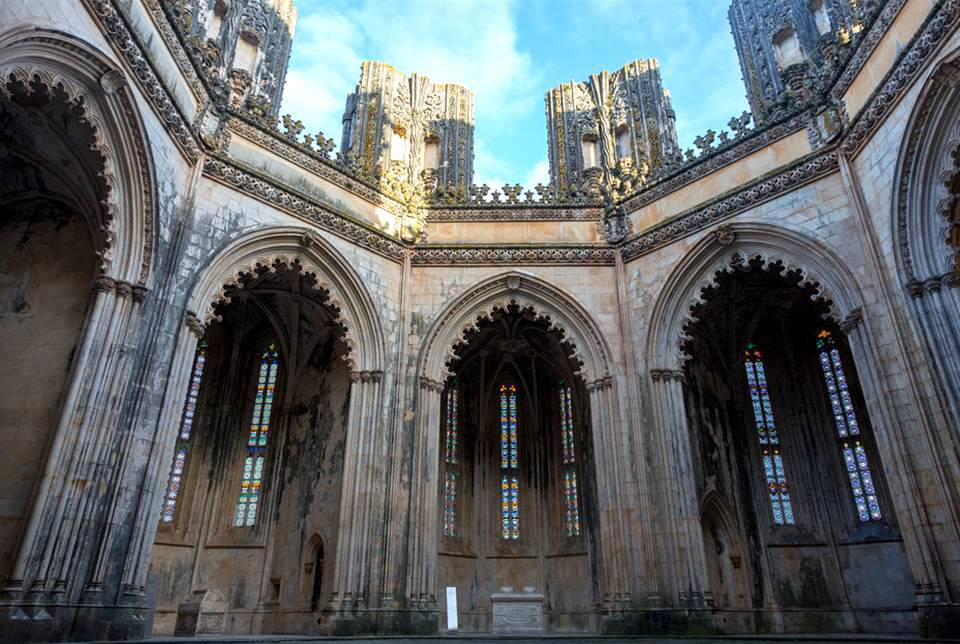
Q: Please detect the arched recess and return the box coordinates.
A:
[142,225,388,629]
[0,27,158,635]
[699,492,747,612]
[0,27,155,286]
[418,272,613,385]
[647,223,861,373]
[644,221,948,618]
[893,49,960,435]
[185,226,385,373]
[407,271,632,629]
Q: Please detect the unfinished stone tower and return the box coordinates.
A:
[545,60,681,199]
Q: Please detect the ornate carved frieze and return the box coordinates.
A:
[138,0,210,108]
[202,157,406,262]
[82,0,201,163]
[841,0,960,157]
[427,206,601,222]
[830,0,910,99]
[621,150,839,261]
[409,245,615,266]
[621,112,808,212]
[226,113,407,216]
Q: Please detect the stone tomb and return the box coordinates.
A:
[174,589,227,636]
[490,586,545,634]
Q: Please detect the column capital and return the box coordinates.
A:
[586,375,613,392]
[650,368,684,383]
[418,376,444,393]
[840,306,863,334]
[92,276,117,293]
[184,311,205,338]
[906,279,925,299]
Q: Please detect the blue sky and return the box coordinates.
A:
[280,0,749,187]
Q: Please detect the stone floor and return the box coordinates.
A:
[77,635,958,644]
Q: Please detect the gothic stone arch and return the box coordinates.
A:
[406,271,630,623]
[0,27,156,286]
[893,47,960,436]
[143,225,388,624]
[644,220,950,615]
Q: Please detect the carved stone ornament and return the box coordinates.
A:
[710,224,736,246]
[99,69,126,94]
[601,203,631,244]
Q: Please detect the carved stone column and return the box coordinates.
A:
[647,368,708,608]
[120,312,205,596]
[840,307,953,606]
[1,278,149,632]
[329,370,384,612]
[404,377,443,616]
[586,376,630,611]
[907,275,960,432]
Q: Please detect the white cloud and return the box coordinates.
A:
[524,159,550,187]
[280,0,537,181]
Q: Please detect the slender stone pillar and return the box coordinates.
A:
[120,312,204,597]
[329,370,384,613]
[404,377,443,615]
[586,376,630,610]
[0,278,148,635]
[648,368,707,608]
[907,274,960,433]
[840,307,953,605]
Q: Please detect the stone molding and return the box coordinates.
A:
[82,0,201,163]
[842,0,960,158]
[896,50,960,284]
[621,151,839,261]
[202,157,407,262]
[644,222,866,370]
[831,0,911,100]
[186,226,386,373]
[426,206,602,222]
[0,29,156,285]
[139,0,210,109]
[621,112,810,213]
[410,245,615,266]
[226,113,407,214]
[416,272,613,384]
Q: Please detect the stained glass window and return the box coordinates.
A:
[500,383,520,540]
[442,384,459,537]
[744,343,795,525]
[559,382,580,536]
[160,339,208,523]
[443,471,457,537]
[234,342,280,528]
[816,330,881,521]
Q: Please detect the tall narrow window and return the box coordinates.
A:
[160,339,208,523]
[816,330,881,521]
[559,382,580,536]
[500,383,520,540]
[442,383,459,537]
[234,342,280,527]
[744,343,795,525]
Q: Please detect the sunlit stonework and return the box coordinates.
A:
[0,0,959,641]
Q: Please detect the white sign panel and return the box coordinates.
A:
[445,586,458,633]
